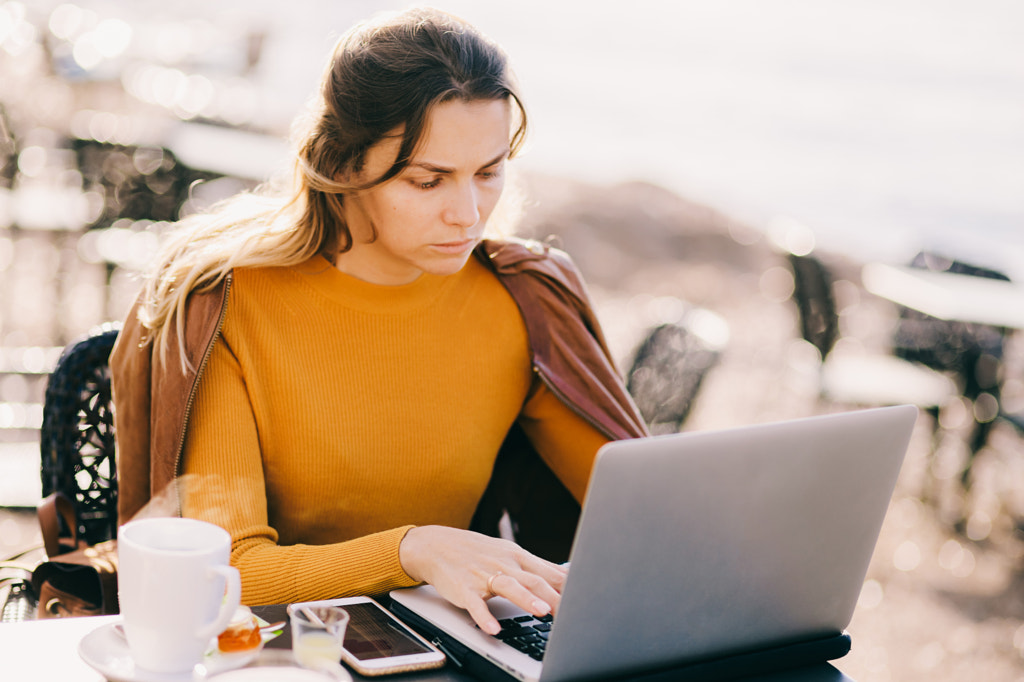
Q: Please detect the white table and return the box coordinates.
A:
[861,262,1024,329]
[0,614,115,680]
[0,614,858,681]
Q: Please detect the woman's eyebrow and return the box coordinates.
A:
[409,150,509,174]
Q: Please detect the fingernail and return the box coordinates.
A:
[487,622,501,635]
[532,600,550,615]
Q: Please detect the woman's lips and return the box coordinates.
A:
[430,238,476,254]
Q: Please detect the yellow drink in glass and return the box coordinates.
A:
[294,631,344,669]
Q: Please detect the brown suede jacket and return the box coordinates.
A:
[110,238,649,562]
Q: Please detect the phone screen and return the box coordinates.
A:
[342,602,435,661]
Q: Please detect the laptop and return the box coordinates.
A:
[390,405,917,682]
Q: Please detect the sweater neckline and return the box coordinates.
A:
[294,255,458,313]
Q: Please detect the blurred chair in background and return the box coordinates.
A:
[1,324,119,621]
[786,250,956,418]
[0,104,15,189]
[626,310,728,435]
[787,251,838,362]
[889,251,1011,477]
[40,325,120,547]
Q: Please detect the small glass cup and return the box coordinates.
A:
[287,604,350,675]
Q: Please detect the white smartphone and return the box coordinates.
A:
[296,596,445,676]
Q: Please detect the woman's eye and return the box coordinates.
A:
[415,178,442,190]
[478,167,503,181]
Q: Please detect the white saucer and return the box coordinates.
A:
[212,663,351,681]
[78,622,262,682]
[209,649,352,681]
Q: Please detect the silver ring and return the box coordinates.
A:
[486,571,504,597]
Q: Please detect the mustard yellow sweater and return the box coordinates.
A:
[180,255,609,604]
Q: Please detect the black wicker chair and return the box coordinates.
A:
[1,324,119,621]
[39,325,120,546]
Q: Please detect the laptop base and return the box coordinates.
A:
[388,596,851,682]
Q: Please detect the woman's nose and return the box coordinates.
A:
[444,182,480,228]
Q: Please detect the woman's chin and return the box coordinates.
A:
[421,251,476,277]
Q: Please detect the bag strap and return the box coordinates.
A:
[37,493,81,558]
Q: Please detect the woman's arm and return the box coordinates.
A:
[180,336,420,604]
[518,381,611,504]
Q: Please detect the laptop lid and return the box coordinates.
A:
[542,404,915,681]
[392,405,916,682]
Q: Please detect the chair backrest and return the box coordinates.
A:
[786,252,840,360]
[892,251,1009,400]
[39,325,120,546]
[626,323,721,435]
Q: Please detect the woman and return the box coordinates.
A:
[111,7,647,636]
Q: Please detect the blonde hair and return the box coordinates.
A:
[140,7,528,370]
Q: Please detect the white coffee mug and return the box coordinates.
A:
[118,517,242,674]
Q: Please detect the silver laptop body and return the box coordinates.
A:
[390,405,917,682]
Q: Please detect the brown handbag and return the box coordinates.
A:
[31,492,118,618]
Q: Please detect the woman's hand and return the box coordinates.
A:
[398,525,568,635]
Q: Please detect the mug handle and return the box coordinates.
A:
[196,565,242,640]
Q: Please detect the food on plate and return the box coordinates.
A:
[218,606,262,653]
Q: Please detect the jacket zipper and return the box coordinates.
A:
[532,364,618,441]
[172,274,233,515]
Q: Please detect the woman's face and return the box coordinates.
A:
[337,98,512,285]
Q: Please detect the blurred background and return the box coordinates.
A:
[1,1,1023,679]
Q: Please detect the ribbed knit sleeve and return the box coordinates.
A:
[519,382,611,503]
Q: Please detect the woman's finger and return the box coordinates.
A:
[486,571,553,618]
[514,571,564,614]
[512,555,569,596]
[534,561,569,593]
[465,594,502,635]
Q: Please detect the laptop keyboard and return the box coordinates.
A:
[492,613,554,661]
